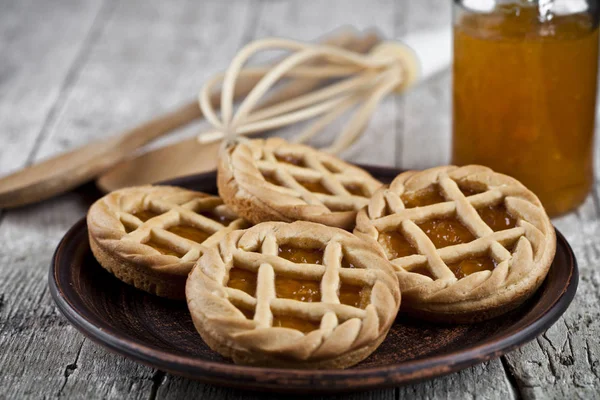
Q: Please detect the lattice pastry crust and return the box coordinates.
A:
[186,221,400,369]
[87,186,247,299]
[354,165,556,323]
[217,137,382,230]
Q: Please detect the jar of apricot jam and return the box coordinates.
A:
[452,0,599,216]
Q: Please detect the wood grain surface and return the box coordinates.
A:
[0,0,598,399]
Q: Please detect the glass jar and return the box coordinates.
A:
[452,0,599,216]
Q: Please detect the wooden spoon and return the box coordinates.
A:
[96,31,382,193]
[0,28,376,208]
[0,86,258,209]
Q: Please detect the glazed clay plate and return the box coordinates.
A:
[49,166,578,393]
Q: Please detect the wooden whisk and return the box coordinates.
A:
[198,38,419,154]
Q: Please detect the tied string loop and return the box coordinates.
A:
[198,37,419,154]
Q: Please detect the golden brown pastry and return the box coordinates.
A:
[87,186,247,299]
[186,221,400,368]
[354,165,556,323]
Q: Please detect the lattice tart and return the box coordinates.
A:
[354,165,556,323]
[87,186,247,299]
[186,221,400,369]
[217,137,382,230]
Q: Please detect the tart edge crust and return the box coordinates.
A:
[89,232,188,300]
[354,165,557,323]
[188,305,390,369]
[185,220,401,368]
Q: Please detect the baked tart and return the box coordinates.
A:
[186,221,400,368]
[87,186,247,299]
[355,165,556,323]
[217,137,382,230]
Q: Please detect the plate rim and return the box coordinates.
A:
[48,168,579,392]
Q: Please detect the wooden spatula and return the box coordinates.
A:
[0,28,379,208]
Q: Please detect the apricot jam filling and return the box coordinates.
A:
[276,245,323,301]
[417,218,475,248]
[377,231,417,259]
[341,258,357,269]
[477,204,516,232]
[239,307,255,320]
[275,153,305,167]
[459,186,482,197]
[167,225,211,244]
[145,239,181,257]
[505,239,519,254]
[272,315,320,333]
[299,180,331,194]
[275,277,321,302]
[409,265,435,279]
[263,172,281,186]
[278,245,323,264]
[199,210,234,226]
[339,283,370,309]
[401,186,446,208]
[133,209,162,222]
[227,267,257,296]
[345,183,367,197]
[121,219,138,233]
[447,256,497,279]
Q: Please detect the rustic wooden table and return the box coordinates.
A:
[1,0,598,398]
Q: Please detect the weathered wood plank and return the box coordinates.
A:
[158,378,395,400]
[503,261,600,399]
[0,0,256,399]
[0,0,108,397]
[0,0,108,176]
[0,193,137,398]
[1,0,599,399]
[398,360,518,400]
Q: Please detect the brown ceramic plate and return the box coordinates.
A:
[49,166,578,393]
